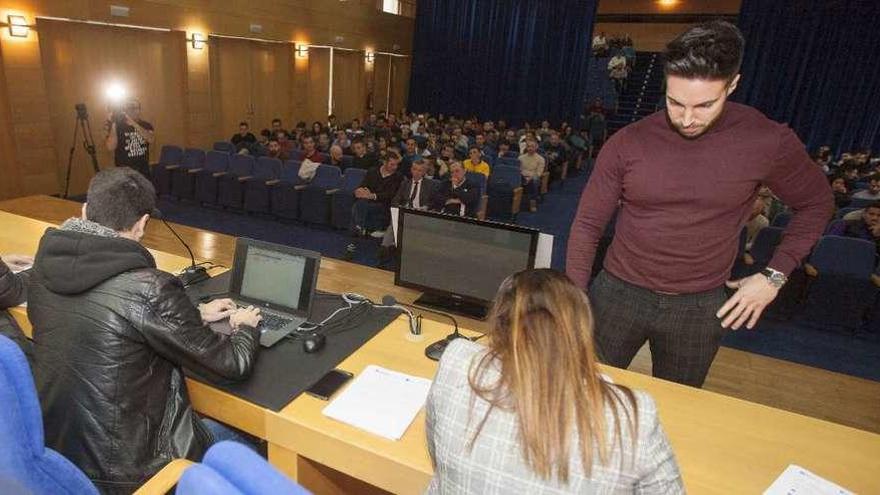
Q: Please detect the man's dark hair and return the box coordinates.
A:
[272,118,282,125]
[239,121,248,127]
[385,150,402,162]
[86,167,156,231]
[867,201,880,212]
[351,138,365,147]
[664,20,744,81]
[268,137,279,144]
[260,128,271,138]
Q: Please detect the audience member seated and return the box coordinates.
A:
[327,114,339,133]
[379,159,438,261]
[853,174,880,200]
[463,146,491,178]
[497,140,514,158]
[254,129,272,156]
[311,121,324,137]
[299,136,323,182]
[27,168,263,493]
[542,131,568,181]
[474,132,494,158]
[745,195,770,249]
[271,118,289,139]
[433,161,479,217]
[425,269,683,493]
[329,145,345,170]
[830,175,851,209]
[435,144,456,180]
[266,138,288,161]
[840,161,861,190]
[827,201,880,254]
[231,121,256,154]
[352,151,404,237]
[332,129,351,154]
[317,132,332,153]
[0,254,32,362]
[402,138,425,177]
[519,138,547,211]
[351,139,378,170]
[276,130,296,158]
[592,30,608,57]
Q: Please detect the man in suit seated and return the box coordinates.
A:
[827,200,880,254]
[433,161,479,217]
[378,159,438,262]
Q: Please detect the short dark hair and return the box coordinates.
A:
[272,118,282,124]
[664,20,744,81]
[86,167,156,231]
[239,121,248,127]
[260,128,271,138]
[867,201,880,212]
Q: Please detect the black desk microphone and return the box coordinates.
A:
[381,295,467,361]
[157,213,210,287]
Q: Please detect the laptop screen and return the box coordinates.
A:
[231,240,320,315]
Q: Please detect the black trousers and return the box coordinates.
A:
[590,271,729,388]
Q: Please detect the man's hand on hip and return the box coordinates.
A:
[716,273,780,330]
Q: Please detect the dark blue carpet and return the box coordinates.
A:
[153,169,880,382]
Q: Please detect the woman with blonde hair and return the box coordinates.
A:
[425,269,683,493]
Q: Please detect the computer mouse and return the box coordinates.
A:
[302,333,326,354]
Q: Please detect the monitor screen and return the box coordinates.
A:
[397,210,538,303]
[237,245,314,313]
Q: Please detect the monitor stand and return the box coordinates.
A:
[414,292,488,320]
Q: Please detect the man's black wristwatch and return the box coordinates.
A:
[761,267,787,289]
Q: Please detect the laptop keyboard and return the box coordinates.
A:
[259,313,293,333]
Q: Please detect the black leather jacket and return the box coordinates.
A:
[28,223,260,494]
[0,260,31,362]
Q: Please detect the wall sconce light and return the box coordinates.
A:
[190,32,206,50]
[295,44,309,58]
[365,51,375,63]
[7,15,29,38]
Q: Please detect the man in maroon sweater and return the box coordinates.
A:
[566,21,833,387]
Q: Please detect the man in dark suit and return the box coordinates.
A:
[433,161,479,217]
[378,158,438,263]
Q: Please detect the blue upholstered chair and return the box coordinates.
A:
[465,171,488,219]
[270,161,304,221]
[486,165,524,221]
[299,165,343,226]
[170,148,206,200]
[243,157,282,213]
[195,151,231,205]
[213,141,236,154]
[177,441,309,495]
[331,168,367,230]
[217,155,256,209]
[150,145,183,196]
[0,335,190,494]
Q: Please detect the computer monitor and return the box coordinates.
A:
[395,208,540,319]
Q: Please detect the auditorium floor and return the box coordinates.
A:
[3,195,878,435]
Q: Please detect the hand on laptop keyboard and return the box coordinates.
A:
[199,298,238,323]
[230,306,262,330]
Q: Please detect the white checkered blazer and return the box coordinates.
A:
[425,339,684,494]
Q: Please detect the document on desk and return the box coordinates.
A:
[764,465,852,495]
[322,365,432,441]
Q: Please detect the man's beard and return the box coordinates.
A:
[665,108,725,140]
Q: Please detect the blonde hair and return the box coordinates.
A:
[468,269,637,482]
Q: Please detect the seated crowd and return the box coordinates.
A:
[815,148,880,252]
[220,111,593,238]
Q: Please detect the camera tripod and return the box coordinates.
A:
[62,103,101,199]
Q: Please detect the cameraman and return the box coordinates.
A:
[105,98,154,179]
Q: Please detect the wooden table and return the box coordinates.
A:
[3,208,880,494]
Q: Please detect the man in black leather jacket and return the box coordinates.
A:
[0,255,33,362]
[28,168,262,494]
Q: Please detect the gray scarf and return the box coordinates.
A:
[60,217,119,239]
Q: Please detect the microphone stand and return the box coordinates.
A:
[161,217,210,286]
[385,296,470,361]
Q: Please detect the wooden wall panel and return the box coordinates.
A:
[305,47,330,126]
[389,56,410,115]
[37,18,186,195]
[373,54,391,115]
[332,50,366,123]
[251,43,293,133]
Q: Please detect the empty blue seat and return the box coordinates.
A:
[299,165,343,225]
[151,145,183,196]
[771,211,792,228]
[170,148,206,199]
[331,168,368,230]
[270,161,304,220]
[486,165,524,221]
[835,207,862,219]
[243,157,282,213]
[177,441,308,495]
[217,155,255,209]
[194,151,230,205]
[497,156,520,169]
[465,171,488,219]
[739,226,785,277]
[341,155,354,171]
[849,197,877,209]
[213,141,236,154]
[797,235,879,333]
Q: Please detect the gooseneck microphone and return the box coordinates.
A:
[381,295,421,336]
[381,295,467,361]
[158,214,210,287]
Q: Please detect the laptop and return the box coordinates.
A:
[222,238,321,347]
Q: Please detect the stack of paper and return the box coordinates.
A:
[764,465,853,495]
[323,365,432,441]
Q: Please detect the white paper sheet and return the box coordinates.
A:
[764,465,853,495]
[322,365,432,441]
